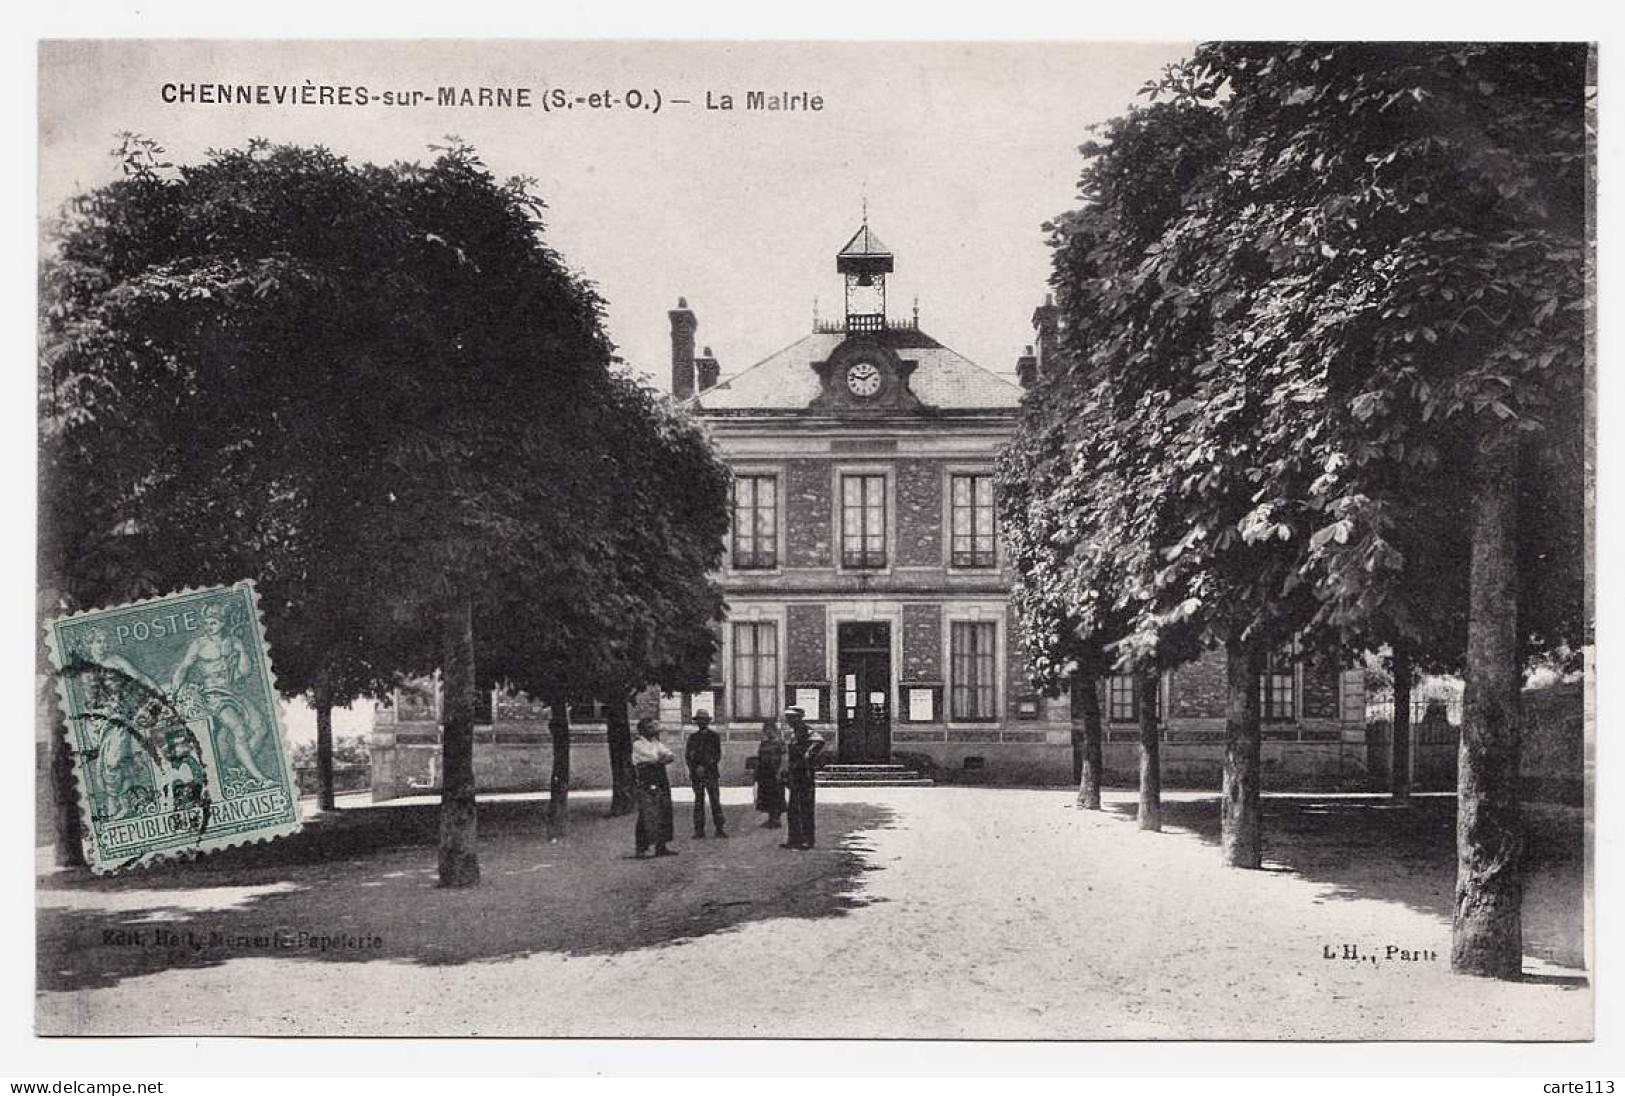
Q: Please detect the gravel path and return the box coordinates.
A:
[36,786,1590,1039]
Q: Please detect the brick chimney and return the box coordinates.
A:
[669,297,697,400]
[1032,294,1060,378]
[695,346,720,393]
[1016,344,1039,389]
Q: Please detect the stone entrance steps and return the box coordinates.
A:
[815,763,934,788]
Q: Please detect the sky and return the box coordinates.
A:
[38,40,1192,388]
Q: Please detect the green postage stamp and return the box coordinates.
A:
[45,582,302,873]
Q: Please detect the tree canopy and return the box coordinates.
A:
[40,136,732,882]
[1003,43,1588,968]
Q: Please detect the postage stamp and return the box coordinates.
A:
[44,581,302,873]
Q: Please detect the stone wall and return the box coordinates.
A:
[1006,606,1042,719]
[1302,659,1341,719]
[707,620,724,684]
[895,459,944,566]
[1169,647,1227,719]
[901,604,942,682]
[785,603,827,681]
[784,459,832,566]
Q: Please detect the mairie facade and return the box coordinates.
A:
[368,224,1371,799]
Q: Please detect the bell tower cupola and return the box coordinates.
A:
[836,214,894,333]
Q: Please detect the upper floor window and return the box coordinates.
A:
[950,621,998,721]
[950,473,997,568]
[1259,652,1296,722]
[841,474,887,569]
[732,474,778,569]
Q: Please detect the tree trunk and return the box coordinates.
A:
[1390,644,1413,801]
[1453,432,1524,979]
[313,680,337,811]
[1136,666,1161,831]
[50,713,86,868]
[1221,635,1264,868]
[1072,674,1104,810]
[548,693,571,838]
[437,598,479,887]
[606,696,635,816]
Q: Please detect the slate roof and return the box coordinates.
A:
[689,328,1023,413]
[837,224,893,260]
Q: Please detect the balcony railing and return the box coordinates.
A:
[815,315,918,334]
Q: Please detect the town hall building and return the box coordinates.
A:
[367,223,1372,798]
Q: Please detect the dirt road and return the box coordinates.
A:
[36,786,1590,1039]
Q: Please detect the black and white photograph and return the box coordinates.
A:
[20,24,1606,1074]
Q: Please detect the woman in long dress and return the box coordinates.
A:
[631,717,677,857]
[753,719,786,829]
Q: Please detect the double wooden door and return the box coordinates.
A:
[837,622,892,763]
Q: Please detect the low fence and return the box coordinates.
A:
[293,763,372,799]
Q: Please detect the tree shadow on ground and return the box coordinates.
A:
[38,799,896,993]
[1105,795,1585,971]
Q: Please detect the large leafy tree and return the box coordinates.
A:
[1176,42,1588,975]
[40,135,428,854]
[1010,44,1586,978]
[997,415,1109,810]
[475,371,728,832]
[40,138,733,887]
[1002,91,1226,835]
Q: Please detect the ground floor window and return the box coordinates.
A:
[1106,673,1160,723]
[1260,652,1296,722]
[732,622,779,721]
[950,621,997,721]
[1106,674,1136,722]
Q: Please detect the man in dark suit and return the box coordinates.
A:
[685,709,727,838]
[781,706,826,850]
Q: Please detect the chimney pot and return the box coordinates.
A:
[1031,298,1061,381]
[669,298,698,400]
[695,347,721,393]
[1016,347,1039,390]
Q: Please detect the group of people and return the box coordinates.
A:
[630,705,826,858]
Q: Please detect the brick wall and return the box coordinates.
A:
[902,604,942,682]
[896,459,944,566]
[1170,647,1227,719]
[784,459,833,566]
[786,603,827,681]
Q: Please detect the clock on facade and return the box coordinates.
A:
[846,360,882,397]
